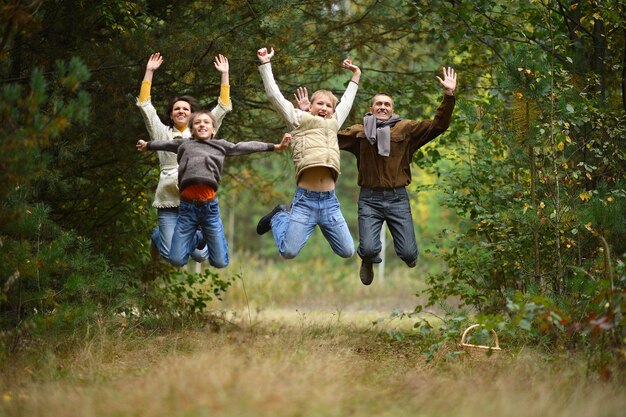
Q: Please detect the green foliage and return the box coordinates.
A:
[0,60,133,343]
[414,0,626,368]
[0,201,130,330]
[0,0,624,369]
[150,268,238,317]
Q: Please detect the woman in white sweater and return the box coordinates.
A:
[136,52,232,263]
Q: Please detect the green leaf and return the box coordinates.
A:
[519,319,532,331]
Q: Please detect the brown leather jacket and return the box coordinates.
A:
[338,94,455,189]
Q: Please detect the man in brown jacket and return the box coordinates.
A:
[337,67,457,285]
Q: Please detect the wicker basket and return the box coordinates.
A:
[459,324,502,360]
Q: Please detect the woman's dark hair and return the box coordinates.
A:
[163,95,199,127]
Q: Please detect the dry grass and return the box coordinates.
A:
[217,253,430,312]
[1,308,625,417]
[1,259,624,416]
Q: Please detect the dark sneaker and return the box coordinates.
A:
[359,262,374,285]
[256,204,287,235]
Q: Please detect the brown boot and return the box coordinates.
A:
[359,262,374,285]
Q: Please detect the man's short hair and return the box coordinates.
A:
[370,93,394,107]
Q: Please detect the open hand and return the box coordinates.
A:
[436,67,457,95]
[146,53,163,72]
[257,47,275,64]
[213,54,229,73]
[275,133,292,151]
[342,59,361,75]
[294,87,310,111]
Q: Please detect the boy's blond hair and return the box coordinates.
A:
[310,90,338,109]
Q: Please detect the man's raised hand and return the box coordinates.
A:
[437,67,457,95]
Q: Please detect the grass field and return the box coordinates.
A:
[1,257,625,417]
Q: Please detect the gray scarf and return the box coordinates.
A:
[363,113,402,157]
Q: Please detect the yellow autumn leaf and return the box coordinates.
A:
[562,162,568,169]
[557,141,564,151]
[579,191,591,201]
[540,201,545,209]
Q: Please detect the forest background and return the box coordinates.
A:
[1,0,625,380]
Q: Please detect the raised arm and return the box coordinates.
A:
[138,53,163,103]
[136,53,174,141]
[334,59,361,127]
[406,68,457,152]
[257,47,302,129]
[214,54,230,87]
[211,54,233,136]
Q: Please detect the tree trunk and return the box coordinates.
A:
[592,17,606,102]
[526,100,542,291]
[623,26,626,112]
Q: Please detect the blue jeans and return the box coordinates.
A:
[271,187,355,259]
[151,208,208,263]
[357,187,418,266]
[167,200,229,268]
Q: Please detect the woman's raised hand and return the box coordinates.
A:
[146,53,163,72]
[214,54,229,73]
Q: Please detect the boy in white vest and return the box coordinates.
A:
[255,47,361,260]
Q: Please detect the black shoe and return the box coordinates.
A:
[360,262,374,285]
[407,259,417,268]
[256,204,287,235]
